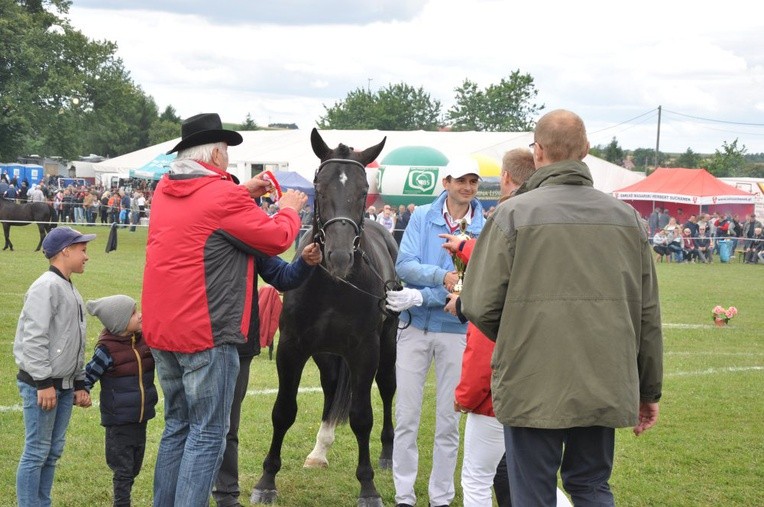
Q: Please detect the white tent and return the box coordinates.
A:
[95,130,644,193]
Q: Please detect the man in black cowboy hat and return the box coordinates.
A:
[143,113,308,506]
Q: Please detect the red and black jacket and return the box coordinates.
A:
[142,163,300,353]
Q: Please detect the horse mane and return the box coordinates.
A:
[334,143,353,159]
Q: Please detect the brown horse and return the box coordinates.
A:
[0,199,55,251]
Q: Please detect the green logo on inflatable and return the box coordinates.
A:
[403,168,439,194]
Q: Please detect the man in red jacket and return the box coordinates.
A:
[142,113,307,507]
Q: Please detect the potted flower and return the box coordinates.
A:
[712,305,738,326]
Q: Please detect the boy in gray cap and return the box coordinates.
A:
[13,226,95,506]
[84,295,158,507]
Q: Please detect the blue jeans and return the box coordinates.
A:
[151,345,239,507]
[16,381,74,507]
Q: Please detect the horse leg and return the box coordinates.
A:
[3,223,12,251]
[304,353,341,468]
[35,223,47,251]
[347,348,383,506]
[250,341,310,505]
[375,317,398,470]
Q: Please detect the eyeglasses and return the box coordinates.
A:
[528,141,541,150]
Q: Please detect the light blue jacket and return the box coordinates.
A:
[395,191,485,333]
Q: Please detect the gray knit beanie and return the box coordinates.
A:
[86,295,136,335]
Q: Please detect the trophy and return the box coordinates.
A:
[450,219,471,294]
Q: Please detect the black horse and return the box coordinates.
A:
[251,129,399,507]
[0,199,54,251]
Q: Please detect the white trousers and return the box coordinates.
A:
[393,326,466,506]
[462,413,506,507]
[463,414,573,507]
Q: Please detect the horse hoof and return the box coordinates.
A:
[378,457,392,470]
[303,457,329,468]
[357,496,384,507]
[250,488,278,504]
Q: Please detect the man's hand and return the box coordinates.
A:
[454,400,471,413]
[243,174,272,198]
[439,233,465,254]
[74,389,92,408]
[443,271,460,292]
[385,287,423,312]
[444,293,459,316]
[301,242,323,266]
[278,189,307,212]
[633,401,659,436]
[37,386,57,411]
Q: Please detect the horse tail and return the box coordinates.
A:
[326,355,352,426]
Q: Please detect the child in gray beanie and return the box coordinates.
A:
[84,295,158,507]
[86,295,135,335]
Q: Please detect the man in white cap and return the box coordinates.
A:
[386,157,485,507]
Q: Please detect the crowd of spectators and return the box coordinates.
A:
[647,207,763,264]
[1,173,153,227]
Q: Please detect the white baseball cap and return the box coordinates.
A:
[444,156,481,180]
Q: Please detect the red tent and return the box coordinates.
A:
[613,168,755,218]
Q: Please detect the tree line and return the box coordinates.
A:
[2,0,760,178]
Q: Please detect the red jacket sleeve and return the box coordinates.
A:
[258,286,283,348]
[218,186,301,256]
[457,238,477,265]
[454,323,495,415]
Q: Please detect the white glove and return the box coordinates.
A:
[385,288,423,312]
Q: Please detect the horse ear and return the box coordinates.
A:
[358,136,386,167]
[311,128,333,161]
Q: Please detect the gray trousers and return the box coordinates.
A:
[213,355,253,507]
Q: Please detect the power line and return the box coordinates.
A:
[662,109,764,127]
[587,108,659,136]
[588,107,764,151]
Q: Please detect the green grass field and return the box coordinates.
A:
[0,224,762,506]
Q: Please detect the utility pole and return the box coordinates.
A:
[654,105,662,170]
[367,77,373,93]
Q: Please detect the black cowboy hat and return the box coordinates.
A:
[167,113,243,154]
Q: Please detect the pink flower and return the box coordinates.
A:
[712,305,737,323]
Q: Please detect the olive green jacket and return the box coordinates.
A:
[460,160,663,429]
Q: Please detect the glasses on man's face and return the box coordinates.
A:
[528,141,541,150]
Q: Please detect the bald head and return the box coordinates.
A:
[533,109,590,166]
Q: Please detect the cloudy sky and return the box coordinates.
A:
[68,0,764,154]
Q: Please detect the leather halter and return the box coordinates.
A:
[312,158,367,251]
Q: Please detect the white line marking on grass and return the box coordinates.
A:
[666,366,763,377]
[0,387,325,413]
[246,386,322,396]
[663,323,713,329]
[666,352,764,357]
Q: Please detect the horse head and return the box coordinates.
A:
[311,128,386,279]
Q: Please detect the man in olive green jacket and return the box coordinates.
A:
[460,109,662,507]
